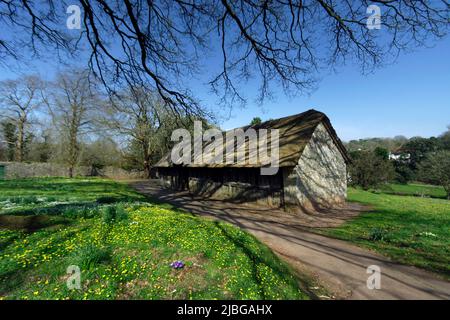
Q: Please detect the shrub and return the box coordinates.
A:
[349,150,395,190]
[21,196,39,204]
[102,206,116,223]
[102,204,128,224]
[115,203,128,221]
[45,196,57,202]
[61,206,81,219]
[61,206,98,219]
[8,196,39,204]
[7,197,20,204]
[79,206,98,219]
[394,162,415,184]
[368,228,390,242]
[72,244,112,270]
[417,150,450,199]
[85,206,99,219]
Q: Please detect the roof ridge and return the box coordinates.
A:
[248,108,324,129]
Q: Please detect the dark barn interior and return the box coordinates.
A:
[156,166,286,205]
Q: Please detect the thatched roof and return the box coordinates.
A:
[155,109,350,168]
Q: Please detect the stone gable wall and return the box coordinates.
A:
[283,122,347,210]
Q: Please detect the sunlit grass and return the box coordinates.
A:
[373,183,447,199]
[322,188,450,278]
[0,177,145,216]
[0,178,306,300]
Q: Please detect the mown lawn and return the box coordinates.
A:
[322,188,450,278]
[373,183,447,199]
[0,178,307,300]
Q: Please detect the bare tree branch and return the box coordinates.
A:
[0,0,448,114]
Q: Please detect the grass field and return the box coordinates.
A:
[0,178,146,216]
[322,188,450,278]
[0,178,307,300]
[373,183,447,199]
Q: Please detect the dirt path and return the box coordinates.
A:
[130,180,450,300]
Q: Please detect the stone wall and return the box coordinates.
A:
[283,122,347,210]
[0,162,145,180]
[0,162,90,179]
[99,166,146,180]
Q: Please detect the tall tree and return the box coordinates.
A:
[250,117,262,126]
[79,137,123,174]
[349,150,395,190]
[417,151,450,199]
[103,87,177,178]
[402,137,439,170]
[0,76,43,161]
[27,129,53,163]
[44,70,100,177]
[0,121,17,161]
[439,125,450,151]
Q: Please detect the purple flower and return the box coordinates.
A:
[170,260,185,269]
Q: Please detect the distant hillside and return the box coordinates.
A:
[345,127,450,153]
[345,136,408,152]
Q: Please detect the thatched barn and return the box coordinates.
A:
[154,109,350,211]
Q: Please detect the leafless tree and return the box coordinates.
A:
[43,70,101,177]
[102,86,176,177]
[0,75,43,162]
[0,1,448,116]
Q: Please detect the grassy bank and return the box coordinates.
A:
[373,183,447,199]
[0,178,145,216]
[322,188,450,278]
[0,178,307,300]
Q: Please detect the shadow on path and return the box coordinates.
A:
[130,180,450,300]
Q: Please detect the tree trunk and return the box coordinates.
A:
[143,147,152,179]
[67,108,80,179]
[143,160,151,179]
[15,119,25,162]
[142,140,152,179]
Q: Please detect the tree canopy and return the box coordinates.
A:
[0,0,448,117]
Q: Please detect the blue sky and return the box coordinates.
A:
[1,31,449,142]
[211,39,450,141]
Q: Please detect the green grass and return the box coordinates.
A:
[0,177,146,216]
[0,178,307,300]
[322,188,450,278]
[373,183,447,199]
